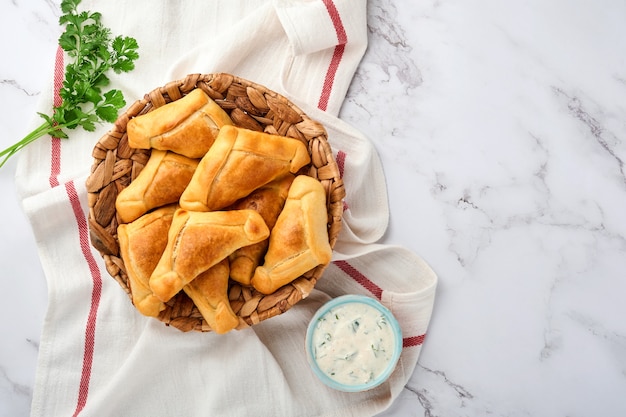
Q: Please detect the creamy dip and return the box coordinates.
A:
[310,301,397,386]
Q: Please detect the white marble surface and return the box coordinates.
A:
[2,0,626,416]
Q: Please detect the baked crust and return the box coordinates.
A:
[116,150,199,223]
[179,125,310,212]
[227,174,295,285]
[251,175,332,295]
[127,88,233,158]
[117,204,178,317]
[149,209,270,302]
[183,259,239,334]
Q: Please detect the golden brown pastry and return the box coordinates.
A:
[116,150,199,224]
[150,208,270,302]
[183,259,239,334]
[251,175,332,295]
[117,204,178,317]
[227,174,295,286]
[126,88,233,158]
[179,125,311,212]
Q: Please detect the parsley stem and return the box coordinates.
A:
[0,121,61,168]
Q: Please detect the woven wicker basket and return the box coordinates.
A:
[86,73,345,332]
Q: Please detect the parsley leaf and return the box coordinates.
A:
[0,0,139,167]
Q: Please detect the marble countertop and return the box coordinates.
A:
[2,1,626,416]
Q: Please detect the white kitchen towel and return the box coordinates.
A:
[15,1,438,416]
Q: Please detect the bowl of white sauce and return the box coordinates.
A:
[305,294,402,392]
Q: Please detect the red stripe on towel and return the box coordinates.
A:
[403,334,426,348]
[66,180,103,417]
[336,150,346,177]
[334,260,383,300]
[49,45,64,188]
[318,44,345,112]
[49,46,102,416]
[322,0,347,44]
[318,0,347,111]
[49,139,61,188]
[52,46,64,108]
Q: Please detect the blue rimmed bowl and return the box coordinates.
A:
[305,294,403,392]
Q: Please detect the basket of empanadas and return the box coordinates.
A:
[86,73,345,333]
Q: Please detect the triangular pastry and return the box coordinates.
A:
[251,175,332,295]
[127,88,233,158]
[117,204,178,317]
[179,125,310,212]
[150,208,270,302]
[227,174,295,285]
[183,259,239,334]
[116,150,199,223]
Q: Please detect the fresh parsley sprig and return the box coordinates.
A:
[0,0,139,167]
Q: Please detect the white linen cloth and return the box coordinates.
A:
[15,1,438,416]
